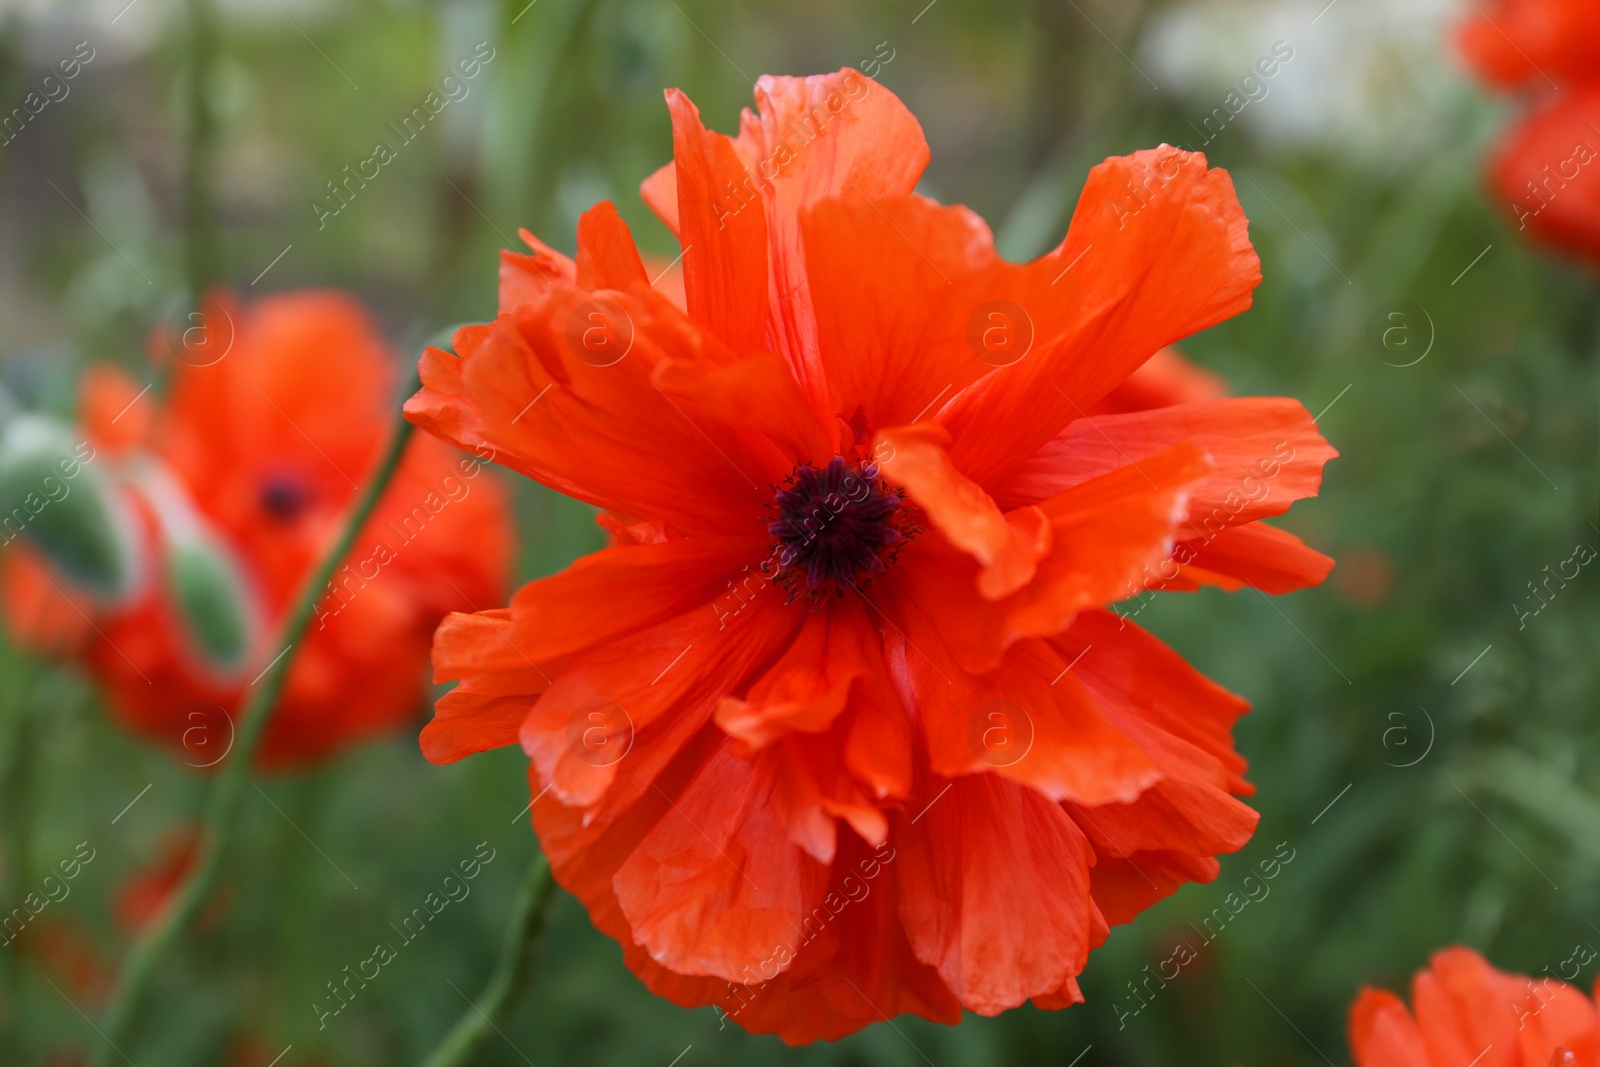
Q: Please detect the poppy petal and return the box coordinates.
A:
[421,608,550,763]
[896,773,1103,1015]
[989,397,1336,526]
[1350,988,1432,1067]
[941,147,1261,485]
[666,88,770,357]
[1166,521,1336,594]
[614,742,831,982]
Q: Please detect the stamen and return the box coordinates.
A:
[768,456,906,592]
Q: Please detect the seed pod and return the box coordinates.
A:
[0,415,137,599]
[165,532,254,673]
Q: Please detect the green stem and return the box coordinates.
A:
[90,378,420,1067]
[417,854,559,1067]
[0,656,41,1062]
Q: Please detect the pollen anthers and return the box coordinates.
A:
[767,456,907,596]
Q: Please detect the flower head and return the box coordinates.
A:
[2,290,513,768]
[1350,945,1600,1066]
[408,70,1335,1042]
[1456,0,1600,92]
[1456,0,1600,263]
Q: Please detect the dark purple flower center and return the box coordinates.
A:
[768,456,904,591]
[260,475,311,522]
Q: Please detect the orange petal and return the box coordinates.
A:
[876,423,1052,600]
[803,195,1006,430]
[508,534,762,663]
[1166,520,1335,594]
[575,202,649,290]
[770,728,887,863]
[500,229,576,311]
[1350,987,1431,1067]
[941,147,1261,485]
[1412,947,1525,1067]
[990,397,1336,527]
[895,773,1104,1015]
[1091,346,1226,415]
[1002,442,1212,643]
[1085,850,1220,928]
[613,743,830,981]
[716,599,875,750]
[1455,1,1600,92]
[520,593,800,808]
[1052,608,1253,794]
[640,160,680,236]
[421,608,551,763]
[407,286,787,534]
[653,351,834,466]
[665,88,770,357]
[81,364,153,456]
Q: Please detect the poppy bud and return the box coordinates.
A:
[0,415,137,599]
[165,533,255,674]
[134,460,258,677]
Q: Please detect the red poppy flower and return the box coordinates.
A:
[1350,945,1600,1066]
[408,70,1335,1042]
[1456,0,1600,263]
[1487,88,1600,264]
[2,290,513,767]
[1455,0,1600,92]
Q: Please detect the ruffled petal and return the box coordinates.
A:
[1350,987,1433,1067]
[420,608,550,763]
[896,773,1103,1015]
[406,283,791,534]
[520,592,800,808]
[1052,609,1253,794]
[877,423,1051,600]
[500,229,576,311]
[507,535,762,663]
[941,147,1261,485]
[613,742,831,981]
[715,598,875,750]
[1166,520,1335,594]
[665,88,771,357]
[804,196,998,430]
[989,397,1337,526]
[912,636,1161,806]
[575,202,650,290]
[1091,346,1226,415]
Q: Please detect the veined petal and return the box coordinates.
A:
[941,147,1261,486]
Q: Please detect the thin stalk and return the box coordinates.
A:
[417,854,558,1067]
[0,656,42,1062]
[90,379,420,1067]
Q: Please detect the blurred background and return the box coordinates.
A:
[0,0,1596,1063]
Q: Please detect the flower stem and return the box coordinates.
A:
[0,653,42,1062]
[417,853,559,1067]
[90,378,419,1067]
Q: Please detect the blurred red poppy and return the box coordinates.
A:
[1457,1,1600,263]
[1456,0,1600,92]
[1351,945,1600,1065]
[111,828,224,935]
[2,290,513,768]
